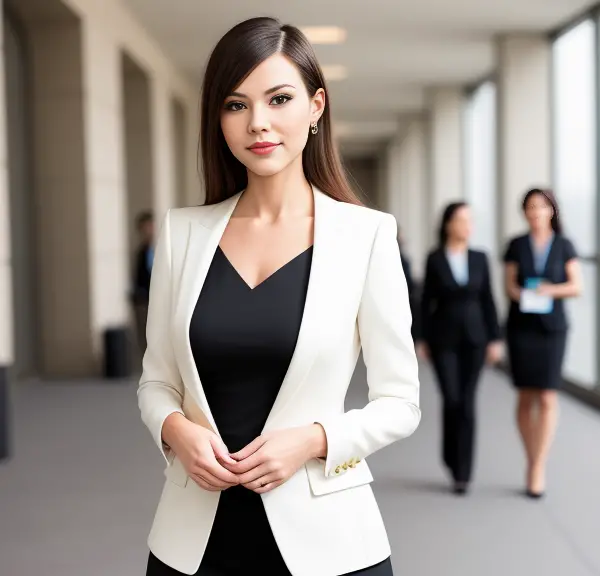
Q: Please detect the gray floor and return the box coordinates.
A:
[1,360,599,576]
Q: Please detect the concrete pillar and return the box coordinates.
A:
[400,119,428,279]
[497,35,551,241]
[0,3,13,460]
[151,78,175,220]
[82,16,129,363]
[428,87,465,241]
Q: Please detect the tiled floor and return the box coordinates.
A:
[1,360,599,575]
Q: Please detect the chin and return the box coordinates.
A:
[243,156,290,177]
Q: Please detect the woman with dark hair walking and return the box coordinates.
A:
[139,16,419,576]
[417,202,501,495]
[503,188,581,499]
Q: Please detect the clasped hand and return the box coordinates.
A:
[174,420,325,495]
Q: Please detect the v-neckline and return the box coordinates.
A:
[217,245,314,291]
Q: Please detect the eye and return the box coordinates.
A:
[270,94,292,106]
[224,101,246,112]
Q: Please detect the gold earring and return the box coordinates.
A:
[311,122,319,135]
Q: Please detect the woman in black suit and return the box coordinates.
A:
[417,202,501,495]
[503,188,581,498]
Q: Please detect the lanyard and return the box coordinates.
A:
[530,235,553,275]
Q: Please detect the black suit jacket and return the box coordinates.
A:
[419,248,500,348]
[503,234,577,332]
[132,243,153,304]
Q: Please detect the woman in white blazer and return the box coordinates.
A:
[139,17,420,576]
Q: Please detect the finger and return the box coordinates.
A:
[237,463,272,486]
[210,437,237,465]
[254,479,283,494]
[227,450,266,475]
[242,471,279,491]
[191,474,221,492]
[202,460,240,484]
[195,468,238,489]
[230,436,267,461]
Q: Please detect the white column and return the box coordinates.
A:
[497,35,551,241]
[380,118,428,279]
[151,78,176,219]
[82,17,129,363]
[401,119,428,279]
[0,7,14,368]
[428,87,465,243]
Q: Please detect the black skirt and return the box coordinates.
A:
[506,328,567,390]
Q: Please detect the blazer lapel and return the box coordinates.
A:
[262,188,337,432]
[173,193,242,438]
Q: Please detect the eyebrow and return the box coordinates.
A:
[229,84,296,98]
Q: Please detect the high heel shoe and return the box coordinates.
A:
[525,488,545,499]
[453,482,469,496]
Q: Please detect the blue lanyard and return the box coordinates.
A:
[530,235,553,275]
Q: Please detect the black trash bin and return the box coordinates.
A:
[104,326,131,379]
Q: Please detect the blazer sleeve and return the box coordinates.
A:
[480,252,500,341]
[137,209,185,465]
[317,214,421,478]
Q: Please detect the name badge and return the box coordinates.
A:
[520,278,553,314]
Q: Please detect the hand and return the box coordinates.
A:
[162,413,239,492]
[224,424,326,494]
[536,282,554,297]
[416,341,429,361]
[486,341,503,365]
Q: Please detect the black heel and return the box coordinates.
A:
[525,489,545,499]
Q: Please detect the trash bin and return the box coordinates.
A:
[104,327,131,379]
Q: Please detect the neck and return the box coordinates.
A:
[530,227,553,241]
[446,238,468,252]
[237,157,313,221]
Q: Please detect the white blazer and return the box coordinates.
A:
[138,188,421,576]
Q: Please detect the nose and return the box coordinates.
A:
[248,104,270,134]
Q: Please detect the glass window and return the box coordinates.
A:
[464,81,497,257]
[563,261,597,388]
[552,19,596,255]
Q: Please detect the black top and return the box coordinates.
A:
[419,248,500,348]
[188,245,312,573]
[503,234,577,332]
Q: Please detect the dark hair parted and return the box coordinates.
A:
[438,202,468,247]
[200,17,360,206]
[522,188,562,234]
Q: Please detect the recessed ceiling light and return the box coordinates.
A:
[322,65,348,81]
[301,26,347,45]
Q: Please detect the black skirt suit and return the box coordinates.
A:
[503,234,577,390]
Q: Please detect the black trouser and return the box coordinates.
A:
[430,339,486,484]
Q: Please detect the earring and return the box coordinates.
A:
[311,122,319,135]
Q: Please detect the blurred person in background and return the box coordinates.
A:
[503,188,581,499]
[132,210,155,352]
[417,202,501,495]
[139,17,419,576]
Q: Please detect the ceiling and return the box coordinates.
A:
[121,0,594,154]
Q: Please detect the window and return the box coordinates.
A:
[552,18,597,388]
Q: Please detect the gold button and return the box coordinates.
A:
[349,461,356,468]
[342,463,348,470]
[356,458,361,463]
[334,466,341,474]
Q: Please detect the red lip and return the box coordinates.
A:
[248,141,280,149]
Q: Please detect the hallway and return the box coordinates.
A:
[1,361,598,576]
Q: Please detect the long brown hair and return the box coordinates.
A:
[199,17,360,206]
[522,188,562,234]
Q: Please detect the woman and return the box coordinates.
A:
[138,17,420,576]
[417,202,501,495]
[503,188,581,499]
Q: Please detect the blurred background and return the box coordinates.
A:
[0,1,599,575]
